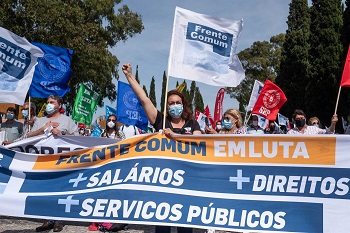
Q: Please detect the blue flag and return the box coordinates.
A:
[29,42,73,97]
[90,119,102,137]
[116,81,148,130]
[106,105,116,121]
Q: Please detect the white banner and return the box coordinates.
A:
[168,7,245,87]
[0,27,43,105]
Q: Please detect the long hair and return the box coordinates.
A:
[166,90,193,121]
[223,109,243,128]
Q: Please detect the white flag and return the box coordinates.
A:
[0,27,43,105]
[196,112,208,132]
[247,80,264,111]
[168,7,245,87]
[277,113,289,126]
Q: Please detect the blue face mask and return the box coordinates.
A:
[222,119,233,130]
[45,103,56,115]
[6,113,14,120]
[22,110,29,118]
[168,105,183,118]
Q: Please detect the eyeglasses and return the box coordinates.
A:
[107,119,116,122]
[312,122,319,125]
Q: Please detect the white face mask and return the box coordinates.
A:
[107,121,115,128]
[216,125,222,130]
[252,120,259,126]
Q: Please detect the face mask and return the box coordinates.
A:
[295,118,306,128]
[168,105,183,118]
[313,124,319,128]
[216,125,222,130]
[22,110,29,118]
[45,103,56,115]
[222,119,233,130]
[6,113,14,120]
[269,126,275,131]
[252,120,259,126]
[107,121,116,128]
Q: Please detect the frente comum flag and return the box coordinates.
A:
[251,80,287,121]
[340,45,350,87]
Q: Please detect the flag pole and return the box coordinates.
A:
[334,86,342,115]
[162,75,170,130]
[28,96,31,131]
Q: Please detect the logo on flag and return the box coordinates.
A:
[117,81,148,130]
[214,88,225,123]
[168,7,245,87]
[0,27,43,105]
[252,80,287,120]
[29,42,73,97]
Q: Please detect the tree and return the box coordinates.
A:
[275,0,311,118]
[226,34,285,112]
[0,0,144,114]
[306,0,343,124]
[135,65,140,84]
[149,76,156,108]
[189,81,196,112]
[194,87,204,113]
[160,71,167,113]
[142,85,148,97]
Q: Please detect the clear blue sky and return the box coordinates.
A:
[94,0,291,119]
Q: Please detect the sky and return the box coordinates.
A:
[94,0,291,119]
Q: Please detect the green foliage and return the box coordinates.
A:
[160,71,167,112]
[135,65,140,84]
[142,85,148,97]
[149,77,156,107]
[306,0,343,124]
[194,87,204,112]
[226,34,285,112]
[0,0,144,114]
[276,0,311,118]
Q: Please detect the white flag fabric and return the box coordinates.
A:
[0,27,43,105]
[278,113,289,126]
[168,7,245,87]
[196,112,208,132]
[247,80,264,111]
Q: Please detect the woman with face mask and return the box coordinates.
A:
[122,63,200,233]
[100,114,125,139]
[218,109,247,134]
[123,63,201,137]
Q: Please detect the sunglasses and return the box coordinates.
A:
[107,119,116,122]
[312,122,319,125]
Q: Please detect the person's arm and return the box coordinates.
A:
[27,121,59,138]
[122,63,158,124]
[327,114,338,134]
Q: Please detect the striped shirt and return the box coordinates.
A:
[220,126,247,134]
[287,125,333,134]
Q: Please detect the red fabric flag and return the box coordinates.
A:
[204,105,215,128]
[251,80,287,121]
[195,110,200,121]
[341,45,350,87]
[214,88,225,123]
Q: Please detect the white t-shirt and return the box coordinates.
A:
[120,125,140,139]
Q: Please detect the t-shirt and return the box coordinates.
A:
[287,125,331,134]
[153,111,200,134]
[247,125,265,135]
[120,125,140,139]
[31,114,78,135]
[0,120,23,141]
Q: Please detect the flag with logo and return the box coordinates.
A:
[252,80,287,121]
[29,42,73,97]
[214,88,225,123]
[247,80,264,111]
[168,7,245,87]
[278,113,289,127]
[90,119,103,137]
[0,27,44,105]
[106,105,117,121]
[116,81,148,130]
[72,84,101,125]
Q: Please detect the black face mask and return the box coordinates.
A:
[295,119,306,127]
[269,126,275,131]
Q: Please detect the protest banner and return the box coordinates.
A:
[214,88,225,123]
[1,133,350,232]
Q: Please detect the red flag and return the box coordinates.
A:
[195,110,200,121]
[204,105,215,128]
[214,88,225,123]
[252,80,287,121]
[341,45,350,87]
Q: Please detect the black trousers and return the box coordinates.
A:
[155,226,193,233]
